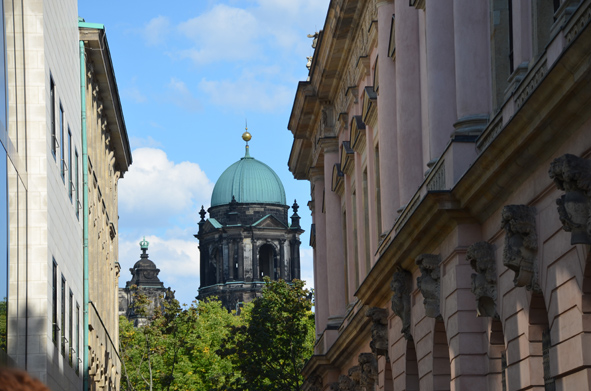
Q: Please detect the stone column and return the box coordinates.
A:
[426,0,457,161]
[377,0,400,230]
[453,0,491,134]
[222,238,229,283]
[292,238,301,280]
[311,169,329,334]
[322,141,347,325]
[237,239,244,281]
[199,244,208,286]
[279,239,286,280]
[395,2,424,206]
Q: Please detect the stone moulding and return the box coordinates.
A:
[416,254,442,319]
[548,154,591,245]
[390,267,413,339]
[466,241,498,318]
[501,205,539,290]
[365,307,389,357]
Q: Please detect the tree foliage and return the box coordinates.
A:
[218,278,315,391]
[119,294,241,391]
[119,279,315,391]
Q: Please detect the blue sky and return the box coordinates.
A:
[78,0,330,306]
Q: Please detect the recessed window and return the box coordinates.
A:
[61,275,65,356]
[60,106,65,182]
[69,290,73,366]
[68,129,72,200]
[52,260,57,345]
[75,150,79,218]
[50,79,56,159]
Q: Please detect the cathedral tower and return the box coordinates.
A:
[196,131,303,310]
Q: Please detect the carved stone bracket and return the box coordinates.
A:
[502,205,539,291]
[304,374,323,391]
[390,267,413,339]
[416,254,442,319]
[359,353,378,388]
[337,374,359,391]
[366,307,389,357]
[467,241,498,318]
[548,154,591,245]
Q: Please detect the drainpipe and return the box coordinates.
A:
[79,39,89,391]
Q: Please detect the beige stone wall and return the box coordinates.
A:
[84,41,124,391]
[5,0,84,389]
[294,1,591,390]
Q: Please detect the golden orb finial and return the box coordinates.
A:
[242,131,252,142]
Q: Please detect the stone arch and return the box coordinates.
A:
[405,338,420,391]
[258,243,277,279]
[432,319,451,391]
[488,318,507,391]
[528,292,554,390]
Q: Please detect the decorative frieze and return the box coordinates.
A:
[366,307,388,357]
[501,205,539,290]
[390,267,413,340]
[548,154,591,244]
[415,254,441,319]
[467,241,498,318]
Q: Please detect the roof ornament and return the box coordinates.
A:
[242,120,252,158]
[139,236,149,251]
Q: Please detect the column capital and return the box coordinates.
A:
[376,0,393,7]
[319,137,339,154]
[309,167,325,182]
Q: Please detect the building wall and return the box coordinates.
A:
[290,0,591,390]
[4,0,83,389]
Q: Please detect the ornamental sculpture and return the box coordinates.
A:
[390,267,413,339]
[415,254,442,319]
[359,352,378,388]
[548,154,591,244]
[305,374,323,391]
[337,374,359,391]
[466,241,498,318]
[365,307,389,357]
[348,366,362,388]
[501,205,539,291]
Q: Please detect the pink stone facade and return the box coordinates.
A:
[288,0,591,390]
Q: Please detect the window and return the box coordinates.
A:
[60,106,65,182]
[68,290,73,366]
[67,129,72,200]
[61,275,65,356]
[52,260,57,345]
[50,79,56,159]
[75,150,79,218]
[374,146,382,238]
[508,0,514,74]
[362,169,370,271]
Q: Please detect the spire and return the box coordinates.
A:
[242,121,252,158]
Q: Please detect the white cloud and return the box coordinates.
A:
[165,77,201,112]
[198,71,292,112]
[129,136,162,149]
[299,247,314,292]
[142,16,171,46]
[119,147,213,228]
[178,4,260,64]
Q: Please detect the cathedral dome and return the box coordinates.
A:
[211,144,286,207]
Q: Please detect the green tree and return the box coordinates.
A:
[120,294,241,391]
[219,278,315,391]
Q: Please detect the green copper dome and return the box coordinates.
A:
[211,146,286,207]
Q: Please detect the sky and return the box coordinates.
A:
[78,0,330,306]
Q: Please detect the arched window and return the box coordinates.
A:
[258,244,275,280]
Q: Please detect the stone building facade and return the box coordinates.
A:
[0,3,130,391]
[289,0,591,390]
[81,20,131,391]
[197,136,303,311]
